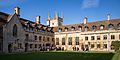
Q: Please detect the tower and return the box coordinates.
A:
[46,11,63,27]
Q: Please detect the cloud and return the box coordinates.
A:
[81,0,100,9]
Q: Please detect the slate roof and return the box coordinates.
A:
[53,19,120,32]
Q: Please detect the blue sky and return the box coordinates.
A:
[0,0,120,25]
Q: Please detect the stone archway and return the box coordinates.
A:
[81,44,85,51]
[8,44,12,53]
[25,43,28,52]
[46,43,51,51]
[85,45,89,51]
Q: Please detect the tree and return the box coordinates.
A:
[111,41,120,51]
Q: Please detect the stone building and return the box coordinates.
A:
[0,7,120,53]
[46,11,63,27]
[51,13,120,51]
[0,7,54,53]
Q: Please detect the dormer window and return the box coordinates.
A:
[23,26,27,30]
[100,25,104,30]
[84,26,88,32]
[29,27,34,32]
[92,25,97,31]
[78,26,82,32]
[108,24,114,30]
[25,21,30,28]
[43,26,47,31]
[47,27,51,31]
[59,28,62,32]
[71,26,75,31]
[117,23,120,30]
[36,27,40,31]
[52,23,54,25]
[65,27,68,31]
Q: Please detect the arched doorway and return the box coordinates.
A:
[85,45,89,51]
[46,43,50,51]
[8,44,12,53]
[25,43,28,52]
[81,44,85,51]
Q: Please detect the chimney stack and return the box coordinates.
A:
[84,17,87,24]
[14,7,20,16]
[36,16,40,24]
[107,14,111,20]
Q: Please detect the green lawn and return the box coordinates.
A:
[111,50,120,60]
[0,52,114,60]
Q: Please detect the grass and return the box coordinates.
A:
[111,50,120,60]
[0,52,114,60]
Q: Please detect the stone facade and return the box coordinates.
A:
[46,11,63,27]
[3,14,25,53]
[0,7,120,53]
[54,30,120,51]
[0,7,54,53]
[52,15,120,52]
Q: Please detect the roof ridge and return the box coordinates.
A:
[63,18,120,27]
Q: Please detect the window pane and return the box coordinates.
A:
[56,38,59,45]
[62,38,65,45]
[91,44,94,48]
[85,36,88,40]
[111,35,115,40]
[13,24,17,37]
[75,37,79,45]
[68,37,72,45]
[91,36,94,40]
[39,36,42,41]
[35,36,37,40]
[97,36,100,40]
[103,35,107,40]
[97,44,100,48]
[103,44,107,48]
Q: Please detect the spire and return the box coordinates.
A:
[55,11,58,19]
[48,11,51,20]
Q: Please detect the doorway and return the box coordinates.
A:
[25,43,28,52]
[8,44,12,53]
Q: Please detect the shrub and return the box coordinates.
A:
[111,41,120,51]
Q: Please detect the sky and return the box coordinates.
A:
[0,0,120,25]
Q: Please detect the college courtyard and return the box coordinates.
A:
[1,0,120,60]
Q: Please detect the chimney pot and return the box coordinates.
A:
[84,17,87,24]
[107,14,111,20]
[14,7,20,16]
[36,16,40,24]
